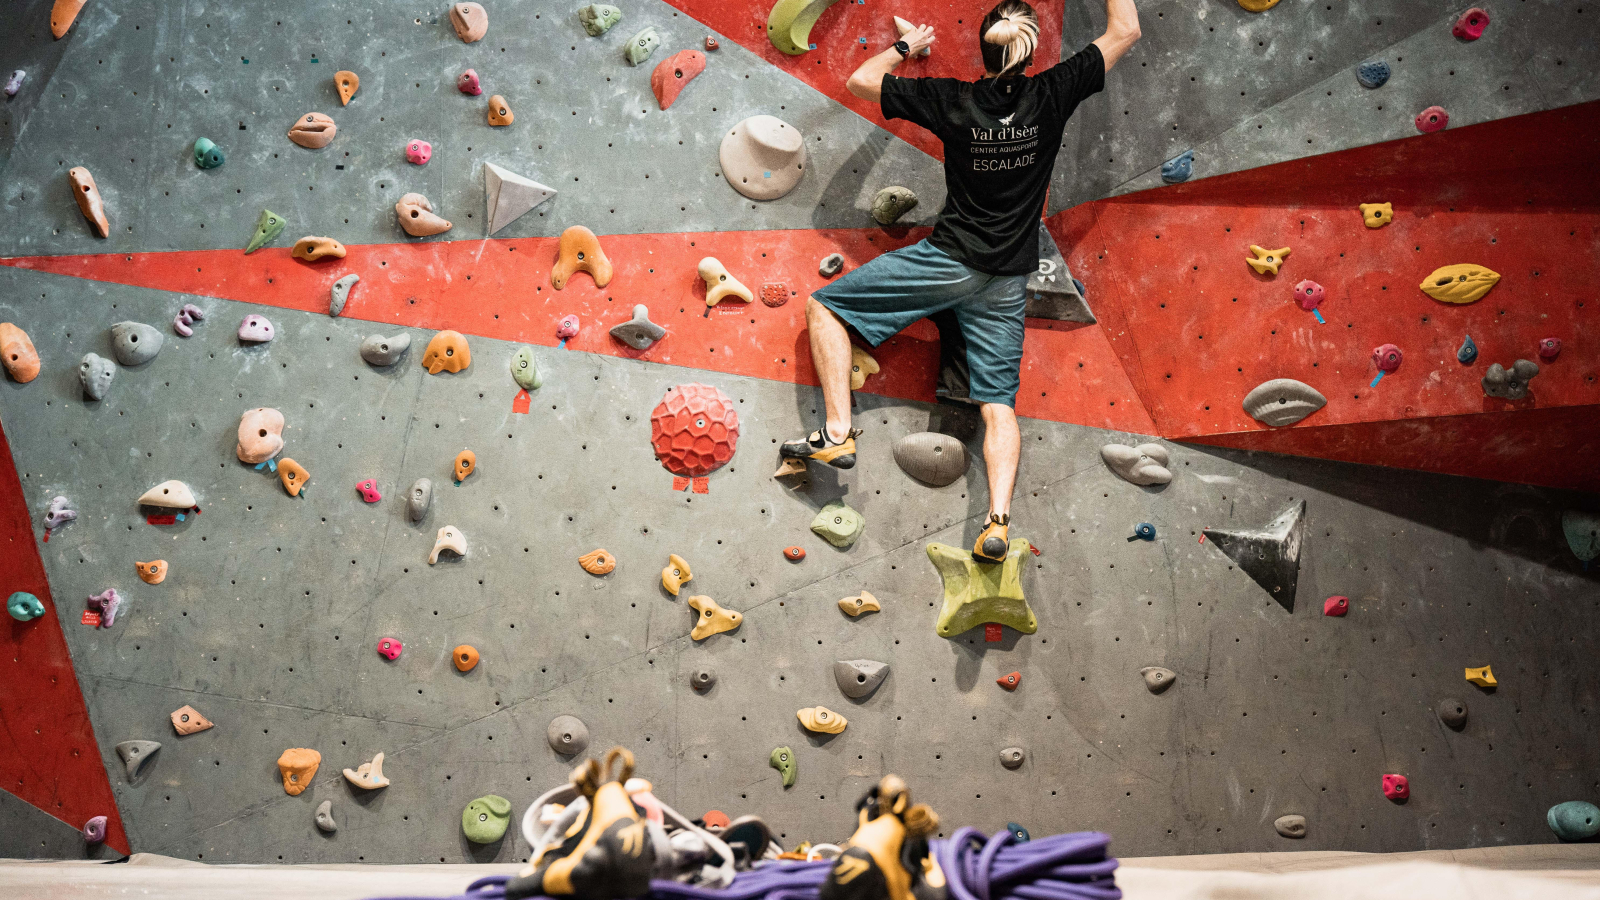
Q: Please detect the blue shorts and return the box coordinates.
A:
[811,240,1028,407]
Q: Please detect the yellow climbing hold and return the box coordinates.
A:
[850,345,879,391]
[838,590,880,617]
[767,0,842,55]
[927,539,1037,638]
[1237,0,1281,10]
[1246,245,1291,276]
[1465,665,1497,687]
[797,706,847,734]
[662,554,692,595]
[687,595,742,640]
[1420,264,1500,305]
[1360,203,1392,229]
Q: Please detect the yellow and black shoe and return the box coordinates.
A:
[819,775,946,900]
[972,514,1010,563]
[506,748,655,900]
[779,427,862,469]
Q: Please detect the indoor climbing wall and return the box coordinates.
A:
[1,0,1598,867]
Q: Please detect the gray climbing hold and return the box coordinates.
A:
[1160,150,1193,184]
[1273,814,1306,838]
[832,659,889,699]
[315,799,338,833]
[78,353,115,400]
[110,321,164,366]
[609,305,667,351]
[819,253,843,277]
[892,432,970,487]
[1357,60,1391,89]
[1242,378,1327,427]
[484,163,557,236]
[115,740,161,782]
[1203,501,1305,613]
[407,478,432,523]
[624,26,661,66]
[360,333,411,367]
[579,3,622,35]
[1457,335,1478,364]
[547,715,589,756]
[1548,801,1600,841]
[810,500,865,548]
[1437,698,1468,729]
[1140,666,1176,693]
[330,274,359,316]
[1025,229,1095,323]
[1100,443,1172,486]
[690,667,716,691]
[1482,359,1539,399]
[871,186,918,225]
[999,747,1025,769]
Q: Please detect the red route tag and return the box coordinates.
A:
[985,623,1003,642]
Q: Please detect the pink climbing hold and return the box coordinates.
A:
[87,589,121,628]
[377,637,403,660]
[1382,773,1409,800]
[557,315,580,341]
[1292,280,1324,311]
[83,815,108,843]
[1452,7,1489,40]
[405,139,433,165]
[1372,343,1402,373]
[1415,106,1449,134]
[238,315,275,343]
[1538,337,1562,361]
[356,479,382,503]
[1323,595,1349,616]
[173,303,205,337]
[457,69,482,95]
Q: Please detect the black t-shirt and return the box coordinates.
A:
[880,44,1105,276]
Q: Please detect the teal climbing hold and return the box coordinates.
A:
[1458,334,1478,364]
[1548,801,1600,841]
[810,500,864,548]
[245,209,286,254]
[193,138,225,169]
[462,795,512,843]
[7,591,44,621]
[1563,511,1600,564]
[578,4,622,36]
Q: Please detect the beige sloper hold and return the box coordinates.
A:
[430,526,467,564]
[170,704,214,735]
[395,193,453,236]
[287,112,337,149]
[839,590,879,617]
[342,752,390,790]
[893,16,930,55]
[688,595,742,640]
[698,257,753,307]
[450,2,488,42]
[850,345,879,390]
[662,554,692,595]
[797,706,846,734]
[139,480,196,509]
[68,167,109,238]
[236,407,286,464]
[277,748,321,796]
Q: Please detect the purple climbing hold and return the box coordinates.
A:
[238,315,275,343]
[83,816,107,843]
[1372,343,1402,373]
[87,589,122,628]
[173,304,205,337]
[1538,337,1562,361]
[44,495,77,531]
[4,70,24,97]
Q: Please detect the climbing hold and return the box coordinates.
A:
[769,747,796,786]
[83,816,107,844]
[819,253,844,277]
[376,637,403,661]
[68,166,109,237]
[360,333,411,367]
[4,70,24,97]
[579,4,622,35]
[49,0,86,35]
[767,0,842,55]
[315,800,337,833]
[487,94,514,126]
[1136,522,1161,542]
[407,479,432,522]
[115,740,161,782]
[429,526,466,564]
[886,16,929,56]
[1141,667,1176,693]
[834,659,889,699]
[333,70,359,105]
[839,591,879,617]
[547,715,589,755]
[1548,802,1600,841]
[610,305,667,350]
[235,412,282,459]
[1236,0,1280,11]
[237,314,275,343]
[139,480,196,509]
[1245,245,1291,275]
[396,192,452,236]
[1415,106,1449,133]
[277,748,320,796]
[893,432,970,487]
[462,795,512,843]
[1356,60,1390,89]
[399,140,432,170]
[761,283,790,309]
[1359,202,1392,229]
[662,554,693,595]
[173,304,205,337]
[999,747,1025,769]
[551,225,612,289]
[698,258,754,307]
[135,560,168,585]
[1465,665,1496,687]
[42,496,75,536]
[422,330,471,374]
[690,668,716,691]
[1323,595,1348,616]
[287,112,337,149]
[926,540,1037,638]
[278,459,310,496]
[1452,7,1489,40]
[797,706,846,734]
[579,549,616,575]
[688,595,743,640]
[292,236,346,261]
[7,592,44,622]
[1382,774,1409,801]
[1273,815,1306,839]
[720,116,807,201]
[850,346,879,390]
[0,323,40,383]
[1008,823,1030,842]
[1372,343,1402,374]
[1538,337,1563,361]
[1292,280,1325,313]
[450,2,488,42]
[784,546,806,562]
[1458,335,1478,364]
[343,752,389,790]
[1026,221,1096,324]
[1563,511,1600,564]
[245,210,286,254]
[705,35,719,50]
[1160,150,1194,184]
[1203,501,1305,612]
[650,383,741,492]
[811,500,865,548]
[1437,698,1468,729]
[457,69,482,95]
[1420,264,1500,304]
[1100,443,1172,486]
[624,26,661,66]
[556,315,581,343]
[453,645,479,672]
[774,458,808,479]
[330,274,359,316]
[1482,360,1540,399]
[355,480,381,503]
[1242,379,1326,427]
[452,450,476,484]
[85,589,121,628]
[871,186,919,225]
[996,671,1020,691]
[193,137,225,169]
[484,164,556,237]
[652,50,706,111]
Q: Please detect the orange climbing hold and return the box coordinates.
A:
[278,458,310,497]
[170,705,213,735]
[487,95,514,126]
[50,0,87,38]
[579,549,617,575]
[0,323,41,383]
[651,50,706,111]
[996,671,1020,691]
[422,330,471,374]
[277,748,321,796]
[453,450,476,483]
[334,71,360,105]
[291,236,346,261]
[135,560,167,585]
[68,167,109,238]
[453,645,480,672]
[551,226,612,290]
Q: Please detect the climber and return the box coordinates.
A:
[782,0,1141,562]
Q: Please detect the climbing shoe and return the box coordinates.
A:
[779,427,861,469]
[972,514,1010,563]
[506,747,655,900]
[819,775,945,900]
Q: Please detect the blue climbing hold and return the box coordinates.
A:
[1134,523,1156,541]
[1007,822,1030,843]
[1548,801,1600,841]
[7,591,44,621]
[1458,335,1478,365]
[1357,60,1391,89]
[193,138,225,169]
[1160,150,1194,184]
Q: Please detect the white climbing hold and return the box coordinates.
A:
[1100,443,1172,486]
[139,480,196,509]
[430,526,466,564]
[343,751,390,790]
[484,162,556,236]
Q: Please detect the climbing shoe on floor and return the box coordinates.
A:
[819,775,946,900]
[506,747,655,900]
[780,427,862,469]
[972,514,1010,563]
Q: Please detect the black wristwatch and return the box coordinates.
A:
[893,40,911,59]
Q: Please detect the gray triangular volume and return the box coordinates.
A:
[115,739,161,782]
[1203,501,1305,613]
[1024,227,1094,324]
[485,162,557,236]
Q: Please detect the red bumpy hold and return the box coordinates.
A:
[650,383,741,481]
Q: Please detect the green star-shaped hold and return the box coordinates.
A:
[926,539,1036,638]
